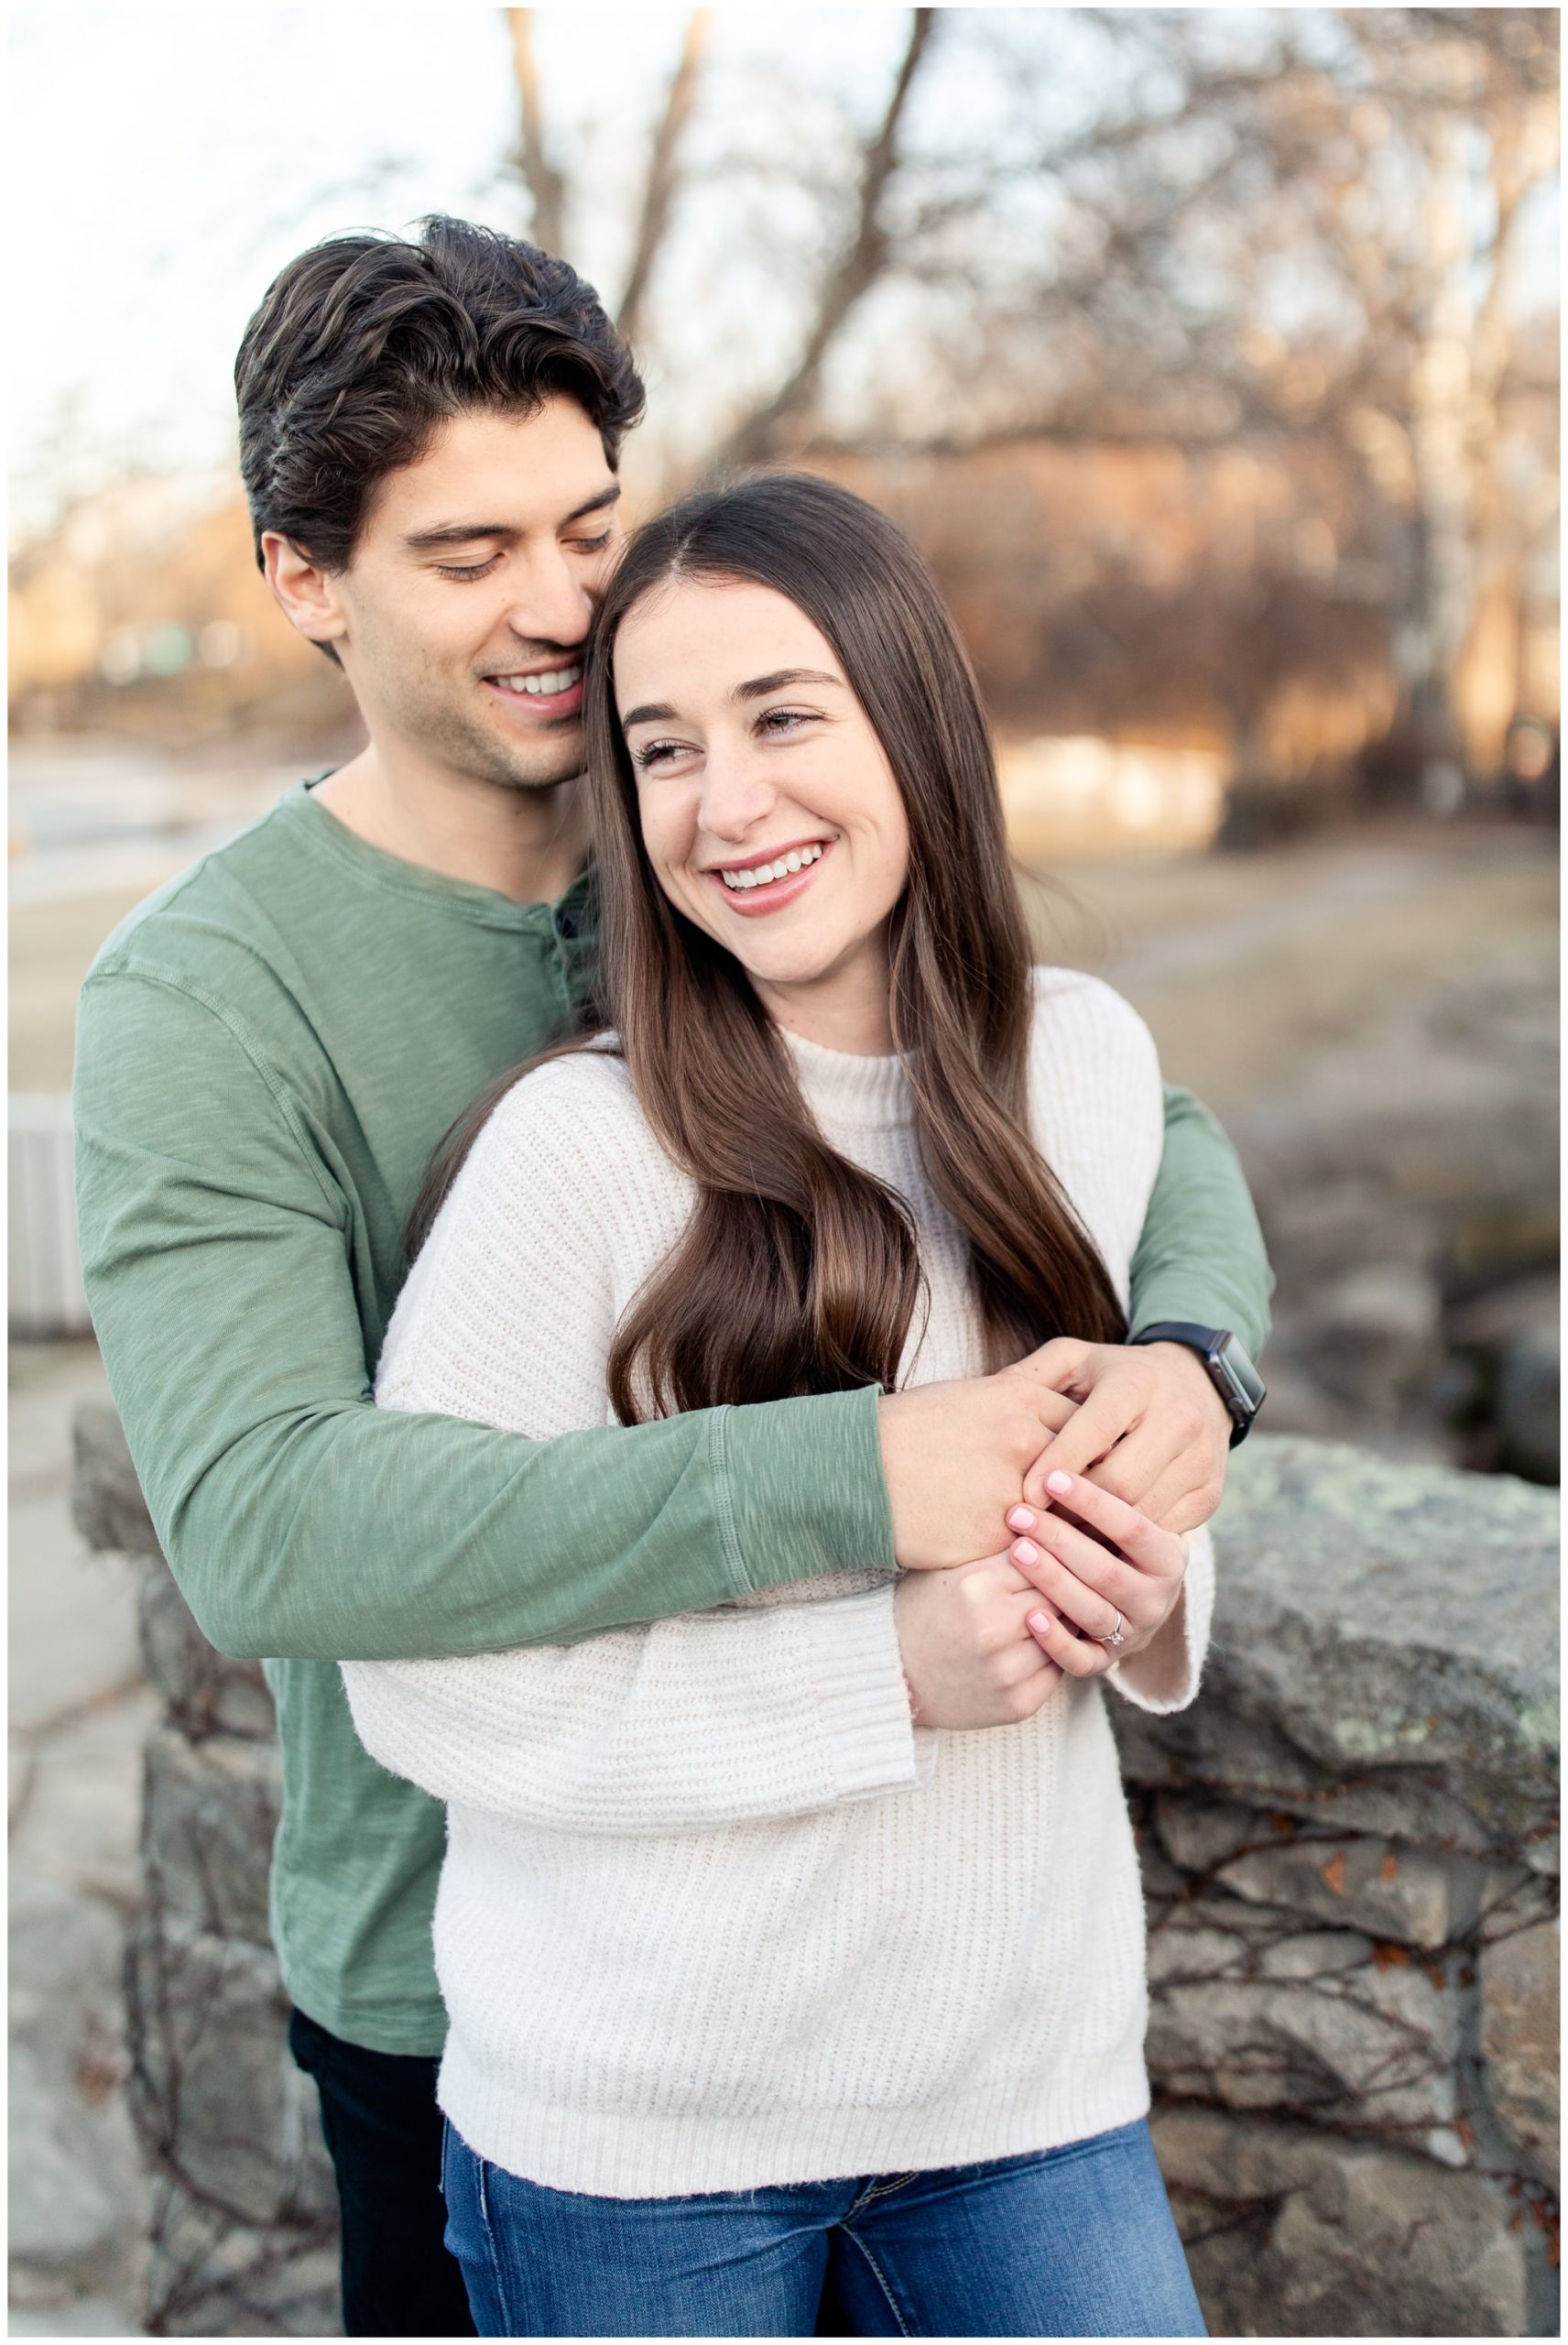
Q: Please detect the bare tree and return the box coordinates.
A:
[713,8,938,467]
[492,5,1557,778]
[506,7,566,256]
[616,12,711,346]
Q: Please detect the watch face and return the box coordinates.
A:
[1214,1338,1266,1415]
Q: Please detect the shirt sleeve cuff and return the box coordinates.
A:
[720,1385,897,1598]
[1106,1525,1215,1716]
[797,1587,928,1801]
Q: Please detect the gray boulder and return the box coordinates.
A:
[1113,1435,1560,1856]
[71,1401,163,1560]
[142,1726,281,1946]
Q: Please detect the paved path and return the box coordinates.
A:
[9,1339,151,2337]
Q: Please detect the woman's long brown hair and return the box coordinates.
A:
[410,472,1126,1419]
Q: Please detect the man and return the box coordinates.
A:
[74,217,1269,2337]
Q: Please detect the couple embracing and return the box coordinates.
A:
[76,217,1269,2340]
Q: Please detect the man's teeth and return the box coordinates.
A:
[720,844,824,891]
[493,667,583,695]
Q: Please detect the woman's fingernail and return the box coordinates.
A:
[1046,1470,1073,1497]
[1006,1505,1036,1534]
[1028,1610,1052,1636]
[1012,1538,1041,1567]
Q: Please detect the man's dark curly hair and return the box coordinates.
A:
[235,215,645,574]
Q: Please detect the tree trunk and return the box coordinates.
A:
[506,8,566,256]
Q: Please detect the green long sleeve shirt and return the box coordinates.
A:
[74,780,1271,2052]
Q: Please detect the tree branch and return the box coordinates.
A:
[506,8,566,255]
[713,6,939,468]
[617,12,710,346]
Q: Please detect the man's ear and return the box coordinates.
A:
[261,531,349,651]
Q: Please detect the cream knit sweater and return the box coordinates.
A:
[343,967,1214,2198]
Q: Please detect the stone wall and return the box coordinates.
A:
[71,1408,1558,2338]
[71,1403,339,2339]
[1108,1435,1559,2337]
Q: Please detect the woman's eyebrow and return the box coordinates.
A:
[734,668,841,702]
[620,669,843,729]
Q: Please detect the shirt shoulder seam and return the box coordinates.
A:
[78,963,346,1228]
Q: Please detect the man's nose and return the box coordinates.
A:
[698,745,776,840]
[503,551,595,652]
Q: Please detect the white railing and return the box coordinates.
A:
[9,1092,93,1337]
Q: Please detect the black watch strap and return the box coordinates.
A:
[1129,1322,1266,1447]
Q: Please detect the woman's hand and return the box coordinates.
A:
[893,1554,1064,1729]
[1004,1468,1188,1680]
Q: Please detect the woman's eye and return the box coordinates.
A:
[436,557,500,582]
[757,707,816,738]
[631,739,691,772]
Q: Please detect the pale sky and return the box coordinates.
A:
[7,5,932,528]
[9,5,1557,537]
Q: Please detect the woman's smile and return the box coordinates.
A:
[705,837,833,915]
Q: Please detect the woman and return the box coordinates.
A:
[343,474,1212,2339]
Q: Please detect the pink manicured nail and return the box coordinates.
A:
[1006,1505,1036,1534]
[1046,1470,1073,1497]
[1012,1539,1041,1567]
[1028,1610,1052,1635]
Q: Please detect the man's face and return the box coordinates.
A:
[328,398,624,792]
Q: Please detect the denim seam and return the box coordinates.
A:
[839,2228,913,2338]
[847,2171,918,2212]
[474,2155,516,2335]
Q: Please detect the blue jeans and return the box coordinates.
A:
[441,2117,1206,2338]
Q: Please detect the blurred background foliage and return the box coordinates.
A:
[8,5,1561,831]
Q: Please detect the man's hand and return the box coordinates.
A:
[877,1365,1078,1570]
[894,1554,1063,1729]
[1011,1338,1231,1536]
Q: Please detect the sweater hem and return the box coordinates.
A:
[437,2048,1151,2199]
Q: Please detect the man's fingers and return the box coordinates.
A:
[1016,1337,1095,1399]
[1136,1463,1223,1537]
[1082,1421,1180,1511]
[1021,1382,1132,1505]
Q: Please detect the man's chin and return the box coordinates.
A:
[444,716,584,794]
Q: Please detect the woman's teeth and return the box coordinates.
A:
[720,844,824,891]
[493,667,583,695]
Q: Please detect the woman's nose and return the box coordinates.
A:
[698,748,775,840]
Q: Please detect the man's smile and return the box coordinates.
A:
[482,664,585,722]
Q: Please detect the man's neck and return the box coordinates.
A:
[315,744,587,905]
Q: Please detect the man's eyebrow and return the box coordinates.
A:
[402,483,621,551]
[620,669,844,730]
[563,483,623,525]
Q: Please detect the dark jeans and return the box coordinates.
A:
[442,2115,1207,2338]
[288,2006,475,2340]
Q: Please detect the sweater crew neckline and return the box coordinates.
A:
[779,1026,912,1134]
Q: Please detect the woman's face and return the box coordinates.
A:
[614,578,910,1032]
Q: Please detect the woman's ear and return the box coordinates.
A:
[261,531,349,653]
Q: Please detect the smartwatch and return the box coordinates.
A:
[1129,1323,1266,1447]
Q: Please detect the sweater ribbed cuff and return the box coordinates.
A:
[1106,1526,1215,1716]
[797,1589,926,1802]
